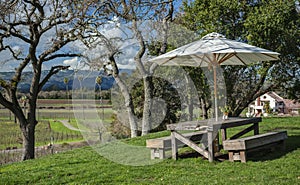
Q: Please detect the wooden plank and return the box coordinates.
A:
[171,131,178,160]
[146,131,207,149]
[167,120,208,131]
[229,124,256,140]
[245,131,287,149]
[217,117,262,129]
[221,128,227,142]
[150,149,155,159]
[213,132,220,153]
[159,149,165,159]
[167,117,262,131]
[207,129,214,162]
[228,151,234,162]
[240,151,247,163]
[223,131,287,151]
[254,122,259,135]
[146,138,168,148]
[173,131,209,159]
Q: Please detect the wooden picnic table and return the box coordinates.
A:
[167,117,262,162]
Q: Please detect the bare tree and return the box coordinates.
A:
[85,34,140,137]
[103,0,174,136]
[0,0,99,160]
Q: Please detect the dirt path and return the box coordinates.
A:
[59,120,83,132]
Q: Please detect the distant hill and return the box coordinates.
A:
[0,69,133,93]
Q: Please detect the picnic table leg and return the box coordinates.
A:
[254,122,259,135]
[207,127,214,162]
[221,128,227,142]
[171,130,178,160]
[213,132,219,153]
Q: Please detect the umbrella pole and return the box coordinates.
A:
[208,65,218,162]
[213,65,218,122]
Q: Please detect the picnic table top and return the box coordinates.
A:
[167,117,262,131]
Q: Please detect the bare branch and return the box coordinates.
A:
[11,57,31,89]
[38,65,70,92]
[0,93,14,112]
[44,53,82,62]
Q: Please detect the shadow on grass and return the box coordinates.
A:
[178,135,300,162]
[248,135,300,162]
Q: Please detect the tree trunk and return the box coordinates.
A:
[185,75,193,121]
[142,76,153,135]
[114,77,138,137]
[108,53,138,137]
[21,123,35,160]
[201,98,208,119]
[188,101,193,121]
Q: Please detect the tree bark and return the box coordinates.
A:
[107,52,138,138]
[185,74,193,121]
[201,98,208,119]
[141,76,153,135]
[21,123,36,160]
[114,77,138,137]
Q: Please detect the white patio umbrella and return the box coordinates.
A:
[150,32,280,121]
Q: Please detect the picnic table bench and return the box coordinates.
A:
[146,117,288,162]
[166,117,262,161]
[146,130,207,159]
[223,131,287,162]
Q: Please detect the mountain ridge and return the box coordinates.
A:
[0,69,133,92]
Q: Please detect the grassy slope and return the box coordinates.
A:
[0,117,300,184]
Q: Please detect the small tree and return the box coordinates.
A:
[264,102,271,114]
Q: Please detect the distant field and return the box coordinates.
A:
[0,99,113,120]
[37,99,111,107]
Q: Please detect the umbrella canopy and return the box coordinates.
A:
[150,32,280,122]
[150,32,280,67]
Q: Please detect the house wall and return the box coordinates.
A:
[259,94,277,111]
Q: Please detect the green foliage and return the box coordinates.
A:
[183,66,212,117]
[130,72,181,130]
[263,102,271,114]
[220,105,230,113]
[181,0,246,38]
[0,117,300,184]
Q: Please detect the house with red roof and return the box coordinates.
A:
[248,92,300,116]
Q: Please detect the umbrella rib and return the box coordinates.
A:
[262,53,279,60]
[216,53,223,62]
[218,53,236,64]
[191,54,211,67]
[234,54,247,65]
[160,56,178,66]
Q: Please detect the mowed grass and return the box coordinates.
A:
[0,117,300,184]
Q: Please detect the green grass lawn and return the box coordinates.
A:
[0,117,300,184]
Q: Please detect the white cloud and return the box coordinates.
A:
[117,58,136,69]
[63,57,78,69]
